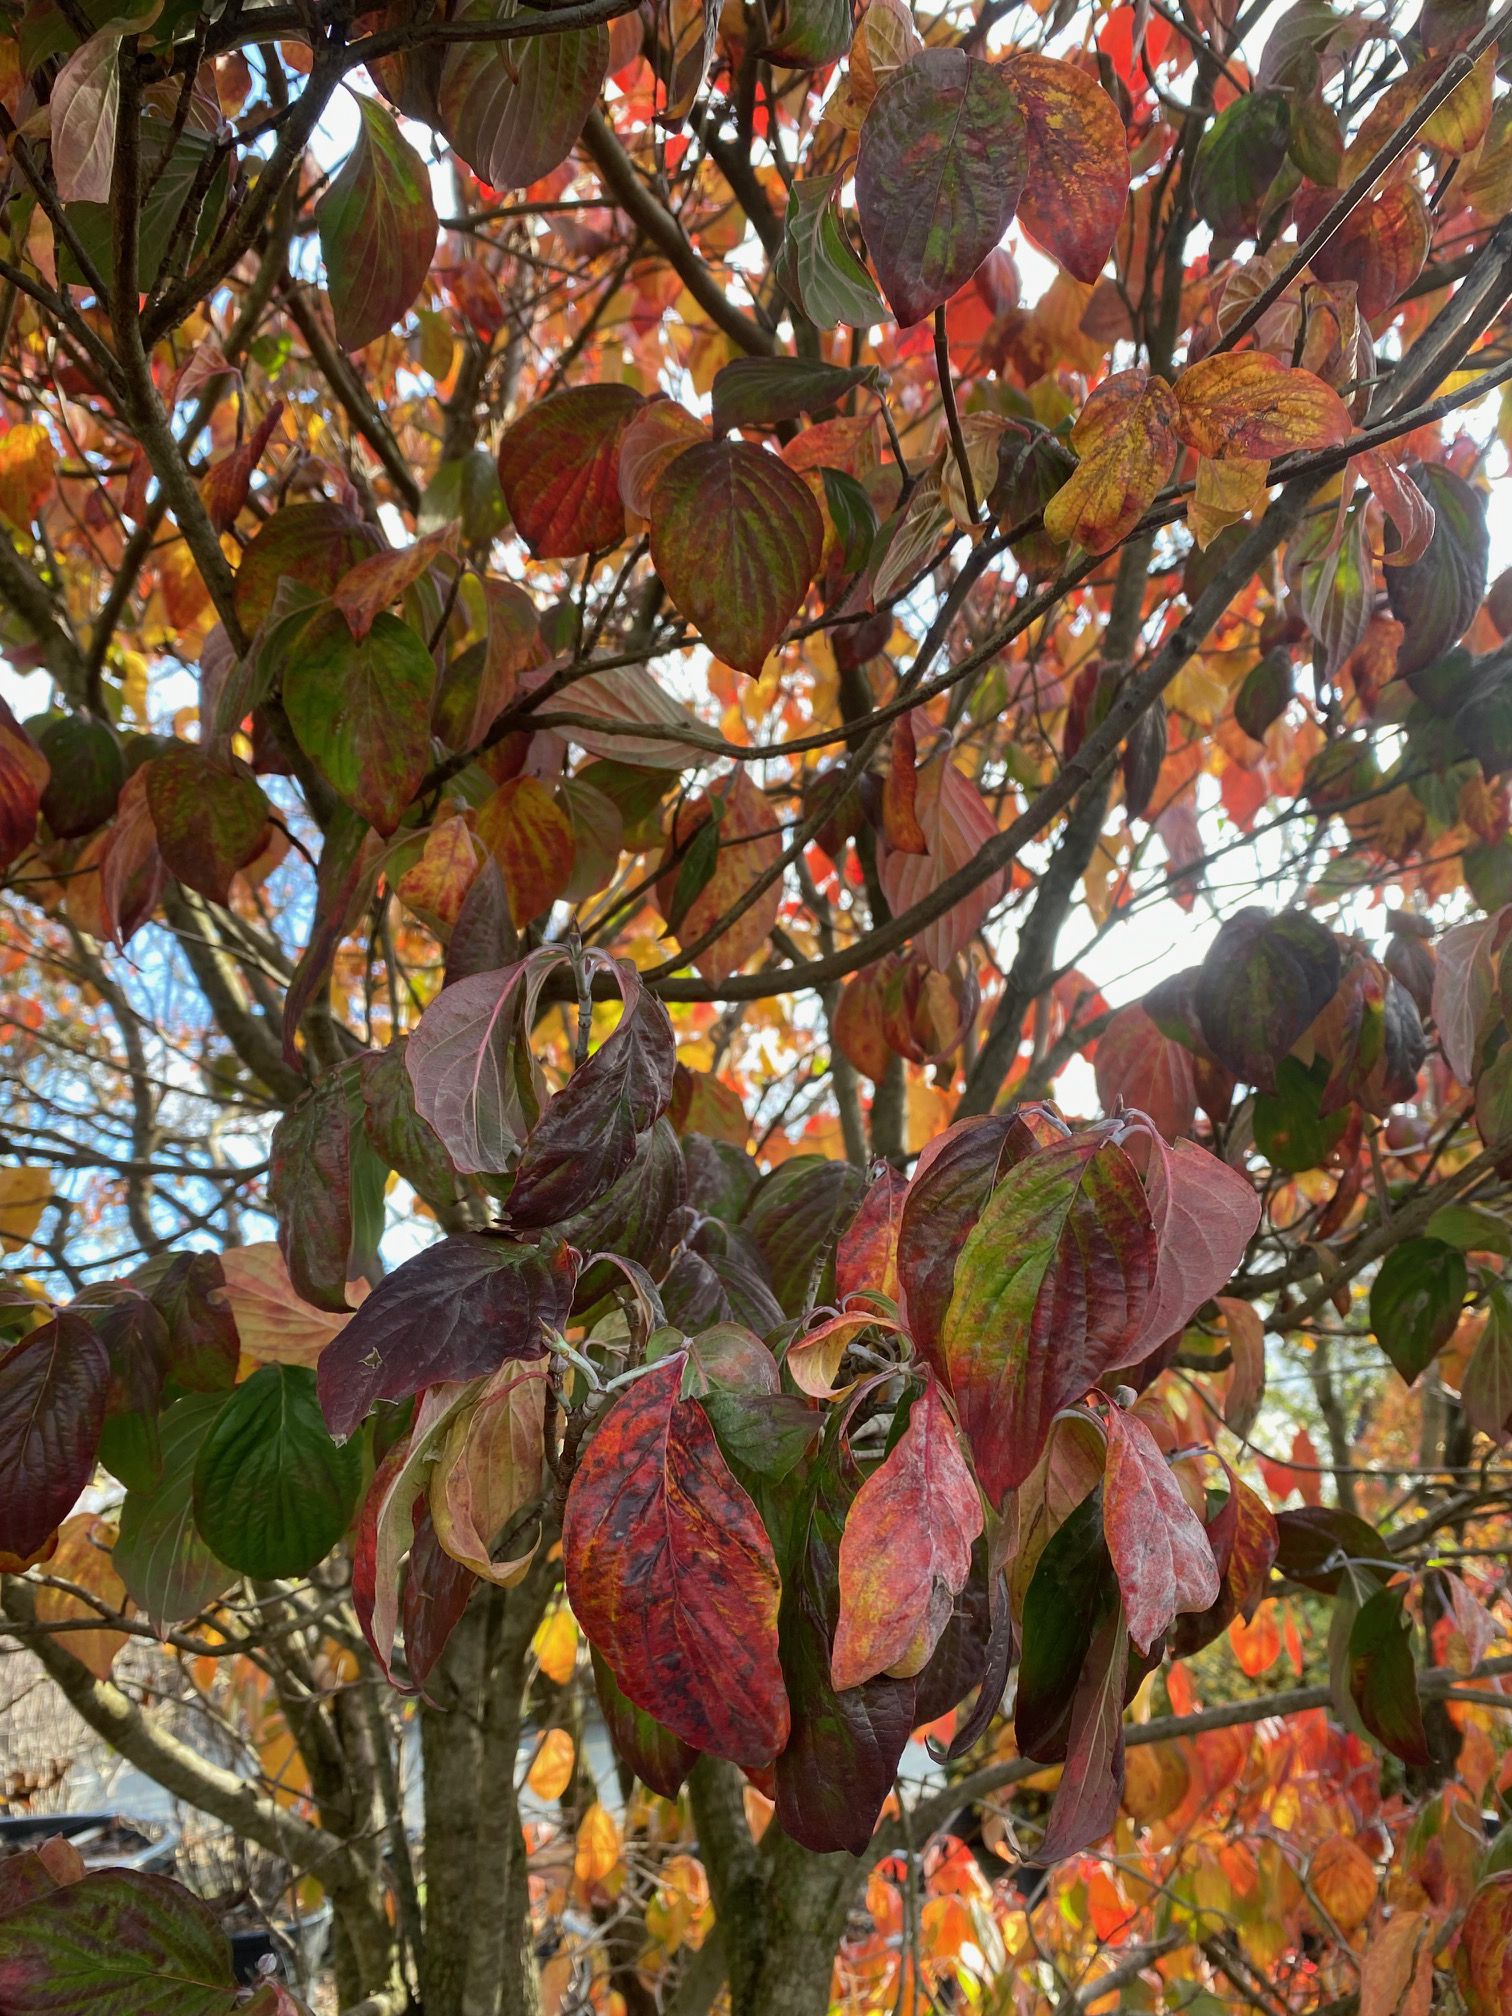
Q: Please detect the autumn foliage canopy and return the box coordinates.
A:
[3,0,1512,2012]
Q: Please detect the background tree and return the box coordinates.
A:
[3,0,1512,2013]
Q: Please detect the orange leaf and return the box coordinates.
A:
[1173,352,1353,461]
[883,713,927,853]
[1310,1834,1377,1935]
[1360,1909,1435,2016]
[1044,369,1179,556]
[476,776,575,926]
[525,1726,575,1801]
[333,523,459,640]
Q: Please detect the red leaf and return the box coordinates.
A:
[878,755,1007,971]
[1102,1407,1220,1655]
[317,96,438,352]
[831,1377,983,1690]
[476,776,576,926]
[1095,1002,1198,1138]
[939,1131,1157,1503]
[855,49,1027,328]
[649,440,824,675]
[496,384,642,559]
[0,1313,109,1565]
[1119,1124,1260,1364]
[882,714,927,853]
[437,11,609,196]
[835,1162,909,1307]
[0,697,49,872]
[333,524,459,642]
[563,1354,789,1767]
[1002,53,1129,283]
[144,745,271,908]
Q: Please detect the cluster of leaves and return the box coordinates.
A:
[2,0,1512,2009]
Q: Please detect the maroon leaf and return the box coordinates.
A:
[0,697,48,871]
[855,49,1027,327]
[938,1131,1157,1503]
[591,1645,699,1800]
[404,948,570,1174]
[1194,908,1343,1091]
[495,384,643,558]
[1101,1407,1220,1655]
[649,439,824,675]
[507,955,676,1227]
[563,1354,789,1767]
[317,1234,577,1441]
[1384,461,1489,677]
[141,1252,239,1395]
[403,1503,479,1695]
[1094,1003,1198,1139]
[0,1313,109,1565]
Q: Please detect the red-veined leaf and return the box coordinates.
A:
[496,384,642,558]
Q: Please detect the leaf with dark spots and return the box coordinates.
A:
[896,1107,1067,1368]
[1190,89,1292,240]
[591,1646,698,1801]
[0,1313,109,1566]
[856,49,1028,327]
[507,956,676,1227]
[563,1354,789,1768]
[1032,1607,1128,1864]
[831,1377,983,1690]
[495,384,642,559]
[1194,908,1343,1091]
[774,1448,916,1855]
[1101,1407,1220,1655]
[404,948,570,1174]
[939,1132,1157,1504]
[741,1155,865,1317]
[269,1070,354,1315]
[317,1234,577,1442]
[649,439,824,675]
[1002,52,1129,282]
[1348,1583,1432,1767]
[143,745,270,907]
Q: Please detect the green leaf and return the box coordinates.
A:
[283,606,437,835]
[193,1365,363,1577]
[437,0,609,192]
[1253,1054,1349,1173]
[1192,90,1293,240]
[1369,1235,1467,1383]
[0,1867,237,2016]
[317,96,438,351]
[821,467,879,573]
[144,744,271,907]
[60,119,229,293]
[855,49,1027,327]
[648,440,824,676]
[114,1395,237,1631]
[1348,1583,1432,1766]
[781,175,887,330]
[711,358,880,436]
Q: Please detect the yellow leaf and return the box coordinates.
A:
[1044,370,1179,557]
[573,1800,621,1888]
[0,1166,50,1252]
[525,1727,576,1802]
[1188,454,1268,549]
[1173,352,1352,461]
[534,1605,578,1685]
